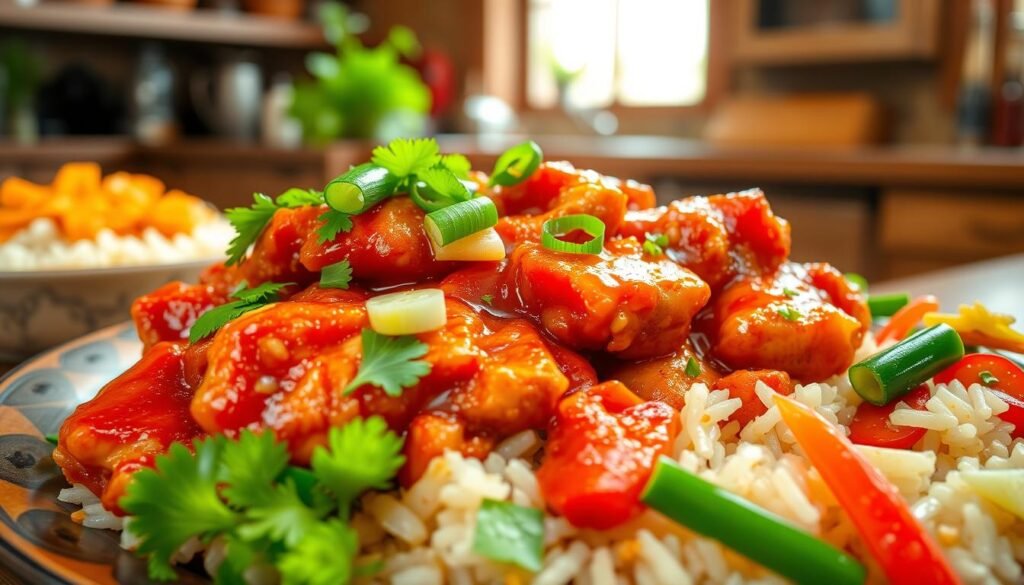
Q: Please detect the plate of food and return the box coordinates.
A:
[0,163,233,359]
[0,139,1022,585]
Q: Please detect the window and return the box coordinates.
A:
[527,0,710,109]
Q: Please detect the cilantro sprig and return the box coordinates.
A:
[225,188,346,266]
[121,419,404,583]
[188,281,291,343]
[344,329,431,396]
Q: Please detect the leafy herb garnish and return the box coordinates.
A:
[320,259,353,289]
[316,209,354,244]
[225,188,334,266]
[777,306,802,322]
[480,294,494,306]
[188,282,291,343]
[685,356,701,377]
[643,232,669,257]
[472,499,545,572]
[343,329,431,396]
[782,287,799,298]
[371,137,441,180]
[121,421,404,583]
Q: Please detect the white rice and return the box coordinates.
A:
[68,334,1024,584]
[0,217,232,271]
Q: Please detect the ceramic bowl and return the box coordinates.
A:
[0,260,213,361]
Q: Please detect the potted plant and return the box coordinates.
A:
[289,3,431,143]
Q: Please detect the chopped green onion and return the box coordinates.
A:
[979,370,1000,386]
[472,499,544,572]
[541,214,605,255]
[849,323,964,406]
[480,294,494,306]
[685,356,701,377]
[642,232,668,256]
[366,289,447,336]
[868,293,910,318]
[489,141,543,187]
[782,287,798,298]
[642,457,865,585]
[324,163,400,214]
[845,273,869,293]
[424,197,499,247]
[777,306,801,322]
[45,434,58,445]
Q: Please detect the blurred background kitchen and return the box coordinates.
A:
[1,0,1023,280]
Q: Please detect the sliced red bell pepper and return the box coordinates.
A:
[774,394,961,585]
[536,381,679,530]
[848,383,931,450]
[934,353,1024,438]
[875,295,939,345]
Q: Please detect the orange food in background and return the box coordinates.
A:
[0,162,215,243]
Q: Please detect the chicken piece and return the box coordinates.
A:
[496,183,628,247]
[191,301,369,435]
[499,239,711,359]
[619,189,791,289]
[606,344,721,409]
[710,262,869,381]
[492,161,656,216]
[131,281,226,349]
[300,197,455,285]
[54,343,204,514]
[237,206,321,288]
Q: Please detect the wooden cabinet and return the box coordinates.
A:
[733,0,940,65]
[879,189,1024,278]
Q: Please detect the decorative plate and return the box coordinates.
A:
[0,323,206,585]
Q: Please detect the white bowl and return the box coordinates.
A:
[0,259,215,361]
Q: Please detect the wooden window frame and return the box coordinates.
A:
[482,0,731,119]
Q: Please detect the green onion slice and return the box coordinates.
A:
[844,272,869,293]
[489,141,543,187]
[642,457,865,585]
[324,163,401,214]
[867,293,910,318]
[849,323,965,406]
[424,197,499,247]
[541,214,605,255]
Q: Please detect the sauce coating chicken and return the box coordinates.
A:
[57,159,871,532]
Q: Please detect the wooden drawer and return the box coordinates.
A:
[880,190,1024,257]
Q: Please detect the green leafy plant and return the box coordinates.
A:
[290,4,431,144]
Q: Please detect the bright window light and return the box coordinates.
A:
[528,0,709,109]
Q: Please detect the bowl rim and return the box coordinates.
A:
[0,257,220,280]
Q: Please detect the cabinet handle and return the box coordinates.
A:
[968,219,1024,246]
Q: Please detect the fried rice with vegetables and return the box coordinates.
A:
[52,138,1024,585]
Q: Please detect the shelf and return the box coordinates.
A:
[0,2,328,49]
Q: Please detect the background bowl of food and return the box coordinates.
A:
[0,163,231,360]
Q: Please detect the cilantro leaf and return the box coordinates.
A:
[238,480,328,548]
[440,153,472,178]
[214,535,264,585]
[311,416,405,510]
[188,282,290,343]
[218,430,290,508]
[225,193,279,266]
[472,499,544,572]
[225,189,326,265]
[320,259,353,289]
[642,232,669,257]
[276,520,358,585]
[343,329,431,396]
[121,440,239,581]
[276,188,324,208]
[480,294,494,306]
[316,209,354,244]
[419,165,472,202]
[371,138,440,179]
